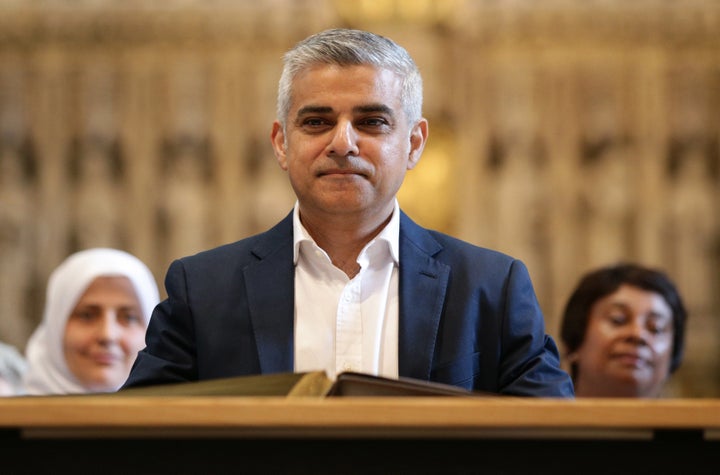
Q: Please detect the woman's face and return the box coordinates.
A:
[573,284,674,398]
[63,276,147,392]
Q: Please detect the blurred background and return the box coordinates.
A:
[0,0,718,396]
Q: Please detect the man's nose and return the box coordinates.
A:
[328,120,359,156]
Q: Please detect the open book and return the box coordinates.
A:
[115,371,491,398]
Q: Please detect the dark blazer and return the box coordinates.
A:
[124,211,574,397]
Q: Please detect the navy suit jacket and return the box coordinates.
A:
[124,211,574,397]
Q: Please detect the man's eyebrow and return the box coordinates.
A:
[296,105,333,117]
[294,104,394,118]
[355,104,394,116]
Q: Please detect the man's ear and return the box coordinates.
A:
[271,121,288,170]
[407,118,428,170]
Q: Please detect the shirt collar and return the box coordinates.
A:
[292,199,400,265]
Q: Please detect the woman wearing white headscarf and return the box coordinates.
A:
[23,248,159,395]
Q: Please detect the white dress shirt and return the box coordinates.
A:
[293,201,400,380]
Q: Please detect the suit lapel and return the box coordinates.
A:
[243,214,296,373]
[398,213,450,380]
[241,211,450,379]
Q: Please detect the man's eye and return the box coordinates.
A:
[361,117,388,127]
[302,118,328,127]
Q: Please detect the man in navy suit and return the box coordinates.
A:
[124,28,574,397]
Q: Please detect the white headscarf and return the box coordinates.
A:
[23,248,160,395]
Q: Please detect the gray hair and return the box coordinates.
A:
[276,28,423,131]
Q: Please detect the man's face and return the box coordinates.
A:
[573,284,674,397]
[271,64,427,223]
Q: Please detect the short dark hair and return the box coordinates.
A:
[560,262,687,379]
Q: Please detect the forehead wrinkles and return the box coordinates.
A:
[289,65,403,116]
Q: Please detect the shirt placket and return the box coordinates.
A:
[336,277,362,373]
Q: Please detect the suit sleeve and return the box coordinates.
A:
[122,259,198,388]
[497,260,575,397]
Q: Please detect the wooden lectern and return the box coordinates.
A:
[1,393,719,474]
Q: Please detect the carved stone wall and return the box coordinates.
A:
[0,1,718,396]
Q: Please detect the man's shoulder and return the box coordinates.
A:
[399,211,515,264]
[177,213,294,267]
[425,229,518,267]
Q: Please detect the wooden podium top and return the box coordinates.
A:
[1,395,719,440]
[3,396,720,474]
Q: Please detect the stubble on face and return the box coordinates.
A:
[275,64,421,226]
